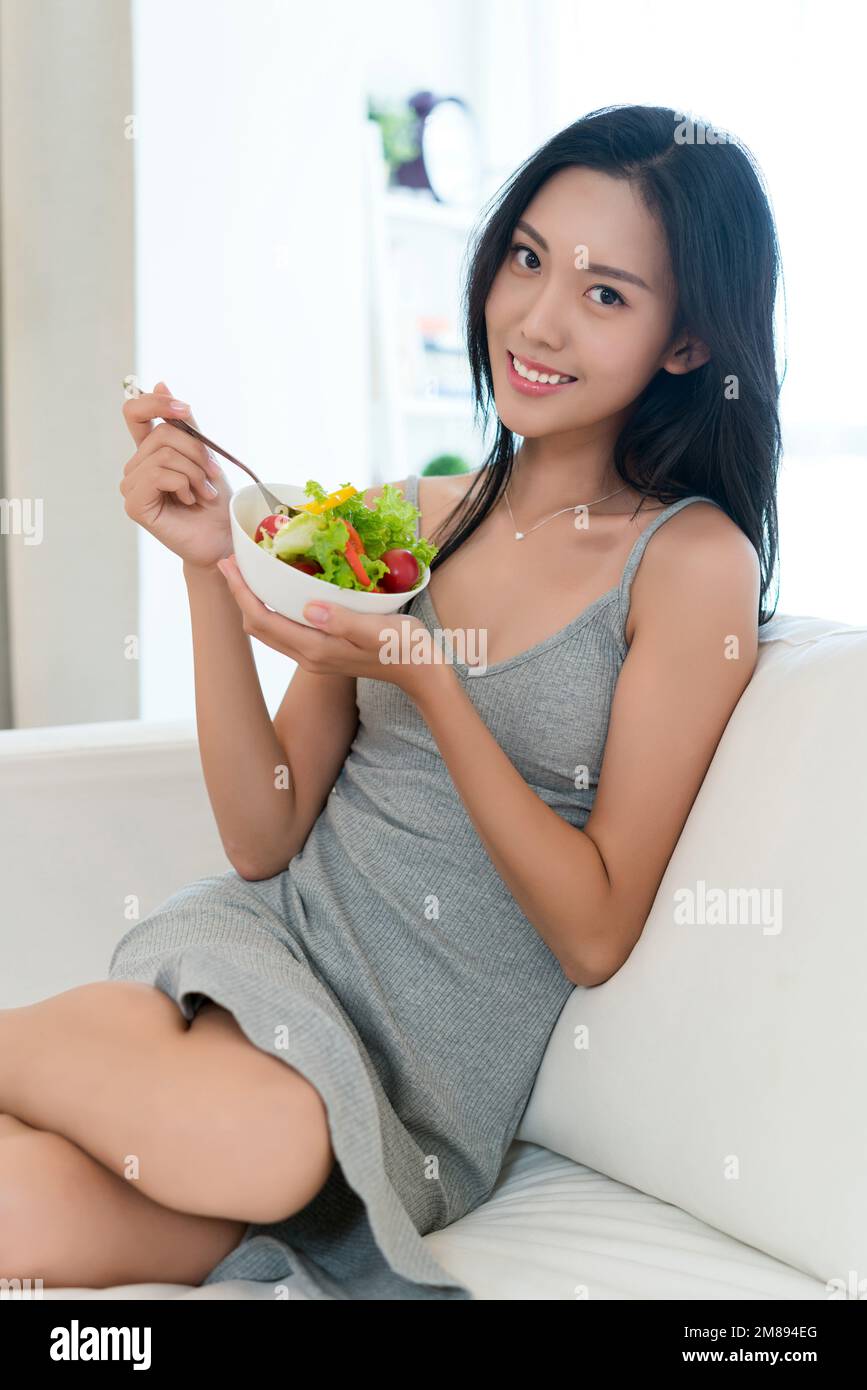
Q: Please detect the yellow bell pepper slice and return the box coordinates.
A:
[301,485,358,515]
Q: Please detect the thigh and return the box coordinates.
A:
[0,1114,247,1289]
[189,1000,334,1157]
[182,1000,336,1222]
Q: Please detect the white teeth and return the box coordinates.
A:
[511,353,575,385]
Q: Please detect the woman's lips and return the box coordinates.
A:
[506,350,578,396]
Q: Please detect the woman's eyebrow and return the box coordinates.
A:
[514,219,652,292]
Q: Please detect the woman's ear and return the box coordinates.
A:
[661,333,711,375]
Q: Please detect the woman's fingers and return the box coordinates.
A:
[123,462,201,512]
[120,381,225,507]
[121,448,216,509]
[122,383,195,448]
[126,419,218,480]
[122,381,206,448]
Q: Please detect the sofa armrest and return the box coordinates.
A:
[0,719,231,1007]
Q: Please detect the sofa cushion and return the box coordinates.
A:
[517,613,867,1289]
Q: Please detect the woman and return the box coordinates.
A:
[0,103,779,1299]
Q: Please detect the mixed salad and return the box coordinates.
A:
[252,479,438,594]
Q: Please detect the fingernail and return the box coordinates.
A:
[169,399,190,413]
[305,604,329,624]
[205,479,219,495]
[205,449,221,477]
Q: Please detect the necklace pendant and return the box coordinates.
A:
[514,530,525,540]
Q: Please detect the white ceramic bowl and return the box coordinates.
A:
[229,482,431,627]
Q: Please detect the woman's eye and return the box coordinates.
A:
[586,284,625,308]
[510,243,540,271]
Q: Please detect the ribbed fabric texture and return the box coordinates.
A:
[109,472,723,1300]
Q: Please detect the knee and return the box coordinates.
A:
[242,1134,335,1225]
[178,1077,335,1225]
[194,1094,335,1226]
[223,1070,336,1224]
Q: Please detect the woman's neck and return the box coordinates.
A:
[508,440,630,518]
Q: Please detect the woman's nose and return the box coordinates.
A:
[518,283,570,354]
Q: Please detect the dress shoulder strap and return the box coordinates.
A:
[616,494,727,650]
[402,473,420,538]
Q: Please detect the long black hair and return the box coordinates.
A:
[428,103,782,626]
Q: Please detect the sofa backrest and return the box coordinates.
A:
[517,612,867,1291]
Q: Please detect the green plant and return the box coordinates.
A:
[367,97,420,173]
[422,454,470,476]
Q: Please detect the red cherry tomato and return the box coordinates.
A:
[287,558,323,575]
[379,549,419,593]
[254,513,293,543]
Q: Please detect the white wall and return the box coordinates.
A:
[6,0,858,731]
[472,0,867,623]
[0,0,138,728]
[131,0,369,719]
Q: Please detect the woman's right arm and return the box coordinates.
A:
[183,559,359,880]
[184,481,409,880]
[120,381,362,880]
[202,477,411,877]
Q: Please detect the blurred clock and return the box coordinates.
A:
[393,91,481,206]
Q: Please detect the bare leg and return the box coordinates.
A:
[0,1113,247,1288]
[0,1114,28,1139]
[0,982,334,1223]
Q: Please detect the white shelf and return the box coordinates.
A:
[365,125,486,481]
[384,189,481,233]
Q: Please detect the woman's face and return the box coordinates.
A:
[485,165,703,441]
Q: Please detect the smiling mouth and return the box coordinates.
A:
[506,350,578,392]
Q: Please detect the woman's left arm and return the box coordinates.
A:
[217,509,760,988]
[411,513,761,987]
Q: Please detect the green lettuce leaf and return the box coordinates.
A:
[257,480,438,593]
[303,479,439,582]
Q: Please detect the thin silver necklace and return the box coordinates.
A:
[503,481,629,540]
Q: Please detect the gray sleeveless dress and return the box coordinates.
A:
[108,473,724,1299]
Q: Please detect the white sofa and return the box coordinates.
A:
[2,610,865,1301]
